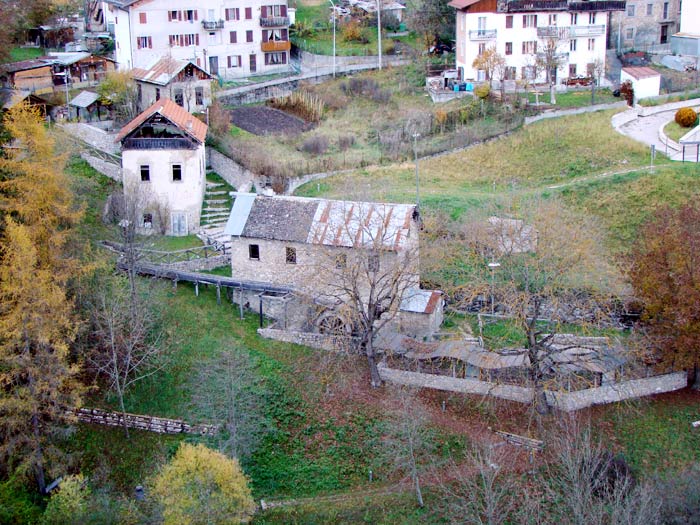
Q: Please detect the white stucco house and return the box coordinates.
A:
[116,98,208,236]
[449,0,625,85]
[101,0,292,78]
[620,66,661,102]
[132,57,213,114]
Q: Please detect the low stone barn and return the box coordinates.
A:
[223,193,443,340]
[116,98,207,236]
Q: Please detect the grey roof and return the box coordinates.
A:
[70,91,99,108]
[242,196,319,242]
[224,193,257,236]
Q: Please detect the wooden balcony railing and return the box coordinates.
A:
[122,137,196,150]
[261,40,291,52]
[469,29,497,40]
[260,16,289,27]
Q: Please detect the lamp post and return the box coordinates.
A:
[488,261,500,314]
[329,0,336,77]
[376,0,382,70]
[412,132,420,208]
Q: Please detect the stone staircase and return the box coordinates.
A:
[198,174,234,253]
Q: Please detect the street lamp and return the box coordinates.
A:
[329,0,336,77]
[487,261,500,315]
[412,132,420,208]
[376,0,383,70]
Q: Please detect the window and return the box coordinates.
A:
[227,55,242,68]
[285,247,297,264]
[570,13,577,25]
[505,42,513,55]
[589,13,596,24]
[663,2,669,19]
[155,87,160,100]
[523,14,537,28]
[140,165,150,181]
[504,66,516,80]
[586,62,595,76]
[137,36,152,49]
[249,244,260,260]
[139,12,147,23]
[225,8,240,21]
[172,164,182,182]
[229,30,237,43]
[246,30,253,43]
[569,64,577,77]
[570,39,577,51]
[647,3,653,15]
[626,28,634,40]
[368,253,379,272]
[548,14,557,26]
[174,88,183,107]
[195,87,203,105]
[478,42,486,55]
[505,15,513,29]
[245,7,252,19]
[335,253,347,269]
[263,5,285,17]
[521,66,535,80]
[168,10,180,21]
[263,28,288,42]
[185,9,197,21]
[587,38,595,51]
[169,34,199,46]
[142,213,153,229]
[627,4,635,16]
[265,52,287,65]
[522,40,537,54]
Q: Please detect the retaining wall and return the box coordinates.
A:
[207,148,257,191]
[258,327,359,352]
[165,254,230,272]
[60,122,121,155]
[80,152,121,181]
[637,97,700,117]
[525,101,627,125]
[377,364,687,410]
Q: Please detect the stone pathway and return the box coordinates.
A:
[197,177,234,252]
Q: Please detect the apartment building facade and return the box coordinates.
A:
[449,0,626,84]
[609,0,680,52]
[671,0,700,56]
[102,0,291,78]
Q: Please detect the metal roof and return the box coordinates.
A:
[621,66,660,80]
[400,289,443,314]
[45,52,91,66]
[69,90,99,108]
[224,193,257,236]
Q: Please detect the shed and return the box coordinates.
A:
[620,67,661,102]
[69,91,105,122]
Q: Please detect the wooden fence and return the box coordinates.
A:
[71,407,218,436]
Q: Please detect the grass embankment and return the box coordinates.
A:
[9,47,43,61]
[526,88,619,108]
[664,120,698,142]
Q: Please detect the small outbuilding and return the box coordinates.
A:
[69,91,106,122]
[620,67,661,103]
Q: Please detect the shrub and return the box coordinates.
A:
[675,107,698,128]
[474,84,490,100]
[301,134,329,155]
[337,134,356,150]
[268,90,325,122]
[341,20,367,43]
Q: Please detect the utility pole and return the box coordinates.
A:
[329,0,336,77]
[377,0,382,70]
[412,132,420,208]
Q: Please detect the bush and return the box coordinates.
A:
[337,134,356,150]
[675,107,698,128]
[341,20,367,43]
[340,77,391,103]
[474,84,490,100]
[301,134,329,155]
[268,90,325,122]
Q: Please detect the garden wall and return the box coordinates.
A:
[207,148,257,191]
[258,327,359,353]
[165,254,230,272]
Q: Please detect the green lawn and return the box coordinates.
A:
[294,31,419,57]
[9,47,43,61]
[664,120,698,142]
[525,88,619,108]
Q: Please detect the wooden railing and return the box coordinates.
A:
[122,137,196,150]
[261,40,291,52]
[137,243,228,265]
[72,407,218,435]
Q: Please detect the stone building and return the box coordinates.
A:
[610,0,681,53]
[132,57,213,114]
[116,98,208,236]
[223,194,444,339]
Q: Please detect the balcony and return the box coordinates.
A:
[537,24,605,39]
[201,19,224,30]
[469,29,497,40]
[501,1,568,12]
[536,51,569,61]
[260,16,289,27]
[261,40,291,52]
[122,138,196,150]
[569,1,626,12]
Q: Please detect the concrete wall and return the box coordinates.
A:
[377,364,688,410]
[258,327,359,352]
[207,148,256,191]
[122,143,206,235]
[546,372,687,411]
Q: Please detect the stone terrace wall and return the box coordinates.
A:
[378,365,687,410]
[546,372,687,412]
[258,327,359,353]
[207,148,257,192]
[165,254,230,272]
[377,363,534,403]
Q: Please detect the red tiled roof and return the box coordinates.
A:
[447,0,482,9]
[115,98,207,144]
[622,66,660,80]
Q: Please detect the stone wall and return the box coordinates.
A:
[165,254,230,272]
[546,372,687,412]
[377,363,534,403]
[59,122,121,155]
[377,364,688,410]
[524,101,627,126]
[81,152,122,181]
[207,148,257,191]
[258,327,359,353]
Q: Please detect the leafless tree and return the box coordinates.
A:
[536,34,567,104]
[189,346,269,460]
[310,202,421,387]
[590,58,606,105]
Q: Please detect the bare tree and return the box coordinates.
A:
[311,202,421,387]
[590,58,605,105]
[536,34,567,104]
[189,346,269,461]
[87,274,166,437]
[472,46,506,93]
[382,386,433,507]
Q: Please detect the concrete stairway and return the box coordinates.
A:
[198,175,234,253]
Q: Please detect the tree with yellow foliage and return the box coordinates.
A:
[152,443,256,525]
[0,103,84,493]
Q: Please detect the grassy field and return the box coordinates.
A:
[526,88,619,108]
[9,47,43,61]
[664,119,698,142]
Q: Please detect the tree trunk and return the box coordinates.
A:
[691,364,700,390]
[31,413,46,494]
[591,82,596,105]
[414,471,424,508]
[365,337,382,388]
[549,83,556,105]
